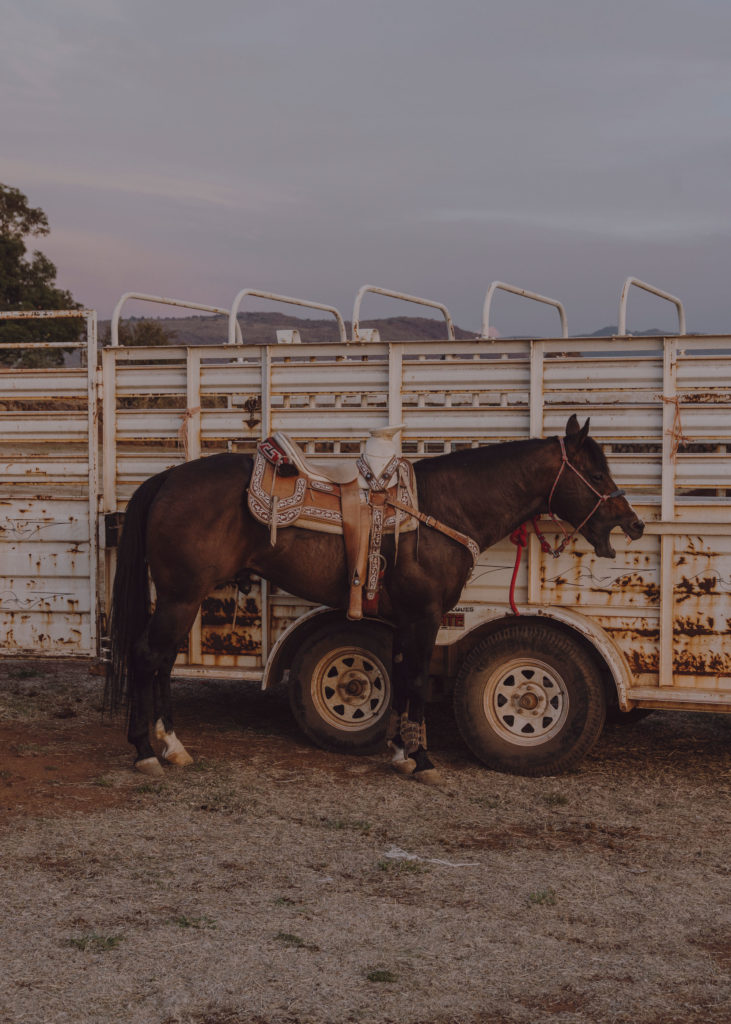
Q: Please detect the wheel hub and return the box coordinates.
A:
[483,658,569,745]
[517,690,540,711]
[312,646,389,730]
[340,670,370,702]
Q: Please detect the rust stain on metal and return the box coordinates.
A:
[673,650,730,675]
[202,630,259,655]
[605,625,660,640]
[675,575,720,604]
[673,615,717,637]
[201,594,261,627]
[681,390,731,404]
[200,590,262,656]
[594,572,660,602]
[626,649,659,674]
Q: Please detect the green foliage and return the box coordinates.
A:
[366,969,398,983]
[321,817,372,833]
[171,914,216,930]
[543,792,569,807]
[377,858,428,875]
[0,184,49,239]
[528,887,558,906]
[0,183,82,367]
[274,931,319,951]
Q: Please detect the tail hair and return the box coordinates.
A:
[104,470,171,715]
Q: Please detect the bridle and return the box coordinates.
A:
[533,435,626,558]
[507,434,626,614]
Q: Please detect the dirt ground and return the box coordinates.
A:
[0,659,729,1024]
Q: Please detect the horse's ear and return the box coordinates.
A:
[565,415,590,447]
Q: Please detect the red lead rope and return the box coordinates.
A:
[508,524,528,615]
[509,518,555,615]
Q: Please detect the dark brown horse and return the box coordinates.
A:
[106,415,644,781]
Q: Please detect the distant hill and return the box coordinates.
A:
[97,313,477,346]
[85,315,679,362]
[587,325,666,337]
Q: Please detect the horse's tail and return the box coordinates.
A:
[104,470,172,716]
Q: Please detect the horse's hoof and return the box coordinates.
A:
[391,757,417,776]
[164,748,194,767]
[413,768,442,786]
[135,756,164,778]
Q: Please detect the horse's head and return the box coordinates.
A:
[549,415,644,558]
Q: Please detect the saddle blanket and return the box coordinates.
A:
[247,450,419,536]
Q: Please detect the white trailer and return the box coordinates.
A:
[1,279,729,773]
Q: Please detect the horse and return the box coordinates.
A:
[105,414,644,782]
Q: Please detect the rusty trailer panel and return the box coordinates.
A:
[0,310,98,657]
[2,288,731,716]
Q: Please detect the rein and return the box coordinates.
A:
[508,436,625,615]
[386,493,481,568]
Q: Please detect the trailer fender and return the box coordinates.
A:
[261,606,339,691]
[451,607,635,712]
[533,607,635,711]
[262,606,393,693]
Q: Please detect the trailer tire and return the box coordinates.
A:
[289,622,392,754]
[453,621,605,776]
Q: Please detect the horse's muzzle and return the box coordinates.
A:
[625,517,645,540]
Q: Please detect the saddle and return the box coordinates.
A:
[248,428,418,619]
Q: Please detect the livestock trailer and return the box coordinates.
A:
[1,279,729,773]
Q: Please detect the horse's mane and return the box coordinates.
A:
[415,432,610,476]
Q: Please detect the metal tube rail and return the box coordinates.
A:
[0,308,95,347]
[481,281,568,339]
[110,293,243,347]
[618,277,686,336]
[227,289,347,346]
[351,285,455,343]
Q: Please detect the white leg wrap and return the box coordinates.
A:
[388,741,416,776]
[154,719,194,767]
[390,743,408,764]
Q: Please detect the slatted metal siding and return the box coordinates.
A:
[83,327,728,704]
[0,311,98,656]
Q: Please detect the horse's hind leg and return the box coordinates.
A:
[153,649,193,768]
[127,649,162,777]
[129,598,200,775]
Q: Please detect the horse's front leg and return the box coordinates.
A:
[389,615,442,785]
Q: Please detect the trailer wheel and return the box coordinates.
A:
[453,621,605,776]
[289,623,392,754]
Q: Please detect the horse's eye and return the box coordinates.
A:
[590,473,604,484]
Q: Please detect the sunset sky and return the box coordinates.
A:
[2,0,730,335]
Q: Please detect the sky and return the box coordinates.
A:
[1,0,730,336]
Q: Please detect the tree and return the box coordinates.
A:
[102,319,177,347]
[0,183,82,367]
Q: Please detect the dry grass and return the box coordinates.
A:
[0,661,729,1024]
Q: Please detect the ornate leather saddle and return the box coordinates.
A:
[248,429,418,619]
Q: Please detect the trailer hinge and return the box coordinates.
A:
[105,511,125,548]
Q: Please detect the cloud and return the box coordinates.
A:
[0,158,300,213]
